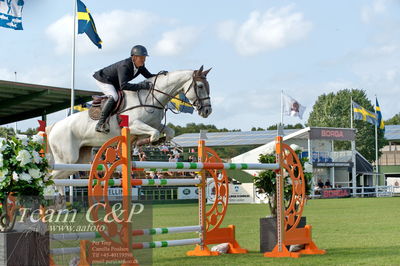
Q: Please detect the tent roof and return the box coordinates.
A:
[0,80,94,125]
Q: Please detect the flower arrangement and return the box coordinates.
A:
[0,134,53,203]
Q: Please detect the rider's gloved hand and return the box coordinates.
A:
[139,81,152,90]
[159,70,168,75]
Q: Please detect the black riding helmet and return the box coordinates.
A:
[131,45,149,56]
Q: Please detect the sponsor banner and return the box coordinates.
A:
[321,188,350,198]
[313,162,353,168]
[177,187,199,199]
[310,128,355,141]
[108,187,138,199]
[387,178,400,193]
[206,178,255,204]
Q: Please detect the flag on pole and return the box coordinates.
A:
[77,0,102,48]
[0,0,24,30]
[167,93,194,114]
[352,101,378,126]
[375,98,385,130]
[282,93,306,119]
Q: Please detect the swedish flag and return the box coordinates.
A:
[375,98,385,130]
[353,101,378,126]
[77,0,102,48]
[167,93,194,114]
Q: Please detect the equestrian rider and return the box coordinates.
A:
[93,45,167,133]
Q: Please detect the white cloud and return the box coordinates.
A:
[153,27,200,56]
[217,5,312,56]
[46,10,159,55]
[361,0,389,23]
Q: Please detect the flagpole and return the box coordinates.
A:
[71,0,77,114]
[280,90,283,126]
[350,96,353,129]
[374,96,379,185]
[69,0,77,203]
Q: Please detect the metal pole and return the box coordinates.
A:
[69,0,77,203]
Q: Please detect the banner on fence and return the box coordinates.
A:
[206,179,255,204]
[108,187,138,199]
[387,178,400,193]
[177,187,198,199]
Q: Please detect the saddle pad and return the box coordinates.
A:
[89,105,101,120]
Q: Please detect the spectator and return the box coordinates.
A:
[133,147,139,156]
[139,151,147,161]
[317,178,324,189]
[168,153,175,162]
[159,144,169,154]
[325,179,332,188]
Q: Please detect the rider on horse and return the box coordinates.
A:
[93,45,167,133]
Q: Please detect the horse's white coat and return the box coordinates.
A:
[47,69,212,179]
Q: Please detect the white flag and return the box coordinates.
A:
[0,0,24,30]
[282,93,306,119]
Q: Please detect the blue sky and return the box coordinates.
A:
[1,0,400,131]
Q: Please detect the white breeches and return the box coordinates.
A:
[95,80,119,101]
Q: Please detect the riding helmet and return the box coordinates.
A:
[131,45,149,56]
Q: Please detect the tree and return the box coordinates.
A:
[386,113,400,125]
[0,127,15,138]
[307,89,386,162]
[266,123,304,130]
[251,127,265,131]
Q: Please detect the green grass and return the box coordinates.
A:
[150,197,400,266]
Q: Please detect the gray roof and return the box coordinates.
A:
[384,125,400,141]
[0,80,94,125]
[173,125,400,147]
[173,129,298,147]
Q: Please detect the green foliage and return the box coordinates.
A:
[385,113,400,125]
[267,123,304,130]
[251,127,265,131]
[0,127,15,138]
[253,148,312,217]
[307,89,386,162]
[167,122,241,137]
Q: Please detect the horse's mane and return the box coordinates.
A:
[147,70,193,83]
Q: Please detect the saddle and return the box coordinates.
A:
[88,90,125,121]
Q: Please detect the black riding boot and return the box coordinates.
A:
[95,97,116,133]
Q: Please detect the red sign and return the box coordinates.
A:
[321,130,344,138]
[322,189,350,198]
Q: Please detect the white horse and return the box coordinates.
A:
[47,66,212,179]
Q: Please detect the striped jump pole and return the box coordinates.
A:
[51,161,279,171]
[132,238,201,250]
[53,178,200,187]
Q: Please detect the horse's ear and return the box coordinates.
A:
[198,65,204,73]
[202,68,212,77]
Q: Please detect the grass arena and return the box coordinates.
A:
[50,198,399,265]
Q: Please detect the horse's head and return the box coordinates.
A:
[185,66,212,118]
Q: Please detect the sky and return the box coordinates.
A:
[1,0,400,132]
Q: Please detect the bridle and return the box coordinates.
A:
[118,70,210,114]
[185,71,211,112]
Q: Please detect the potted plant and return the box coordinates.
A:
[0,134,53,231]
[253,144,312,252]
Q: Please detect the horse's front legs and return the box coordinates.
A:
[130,120,161,142]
